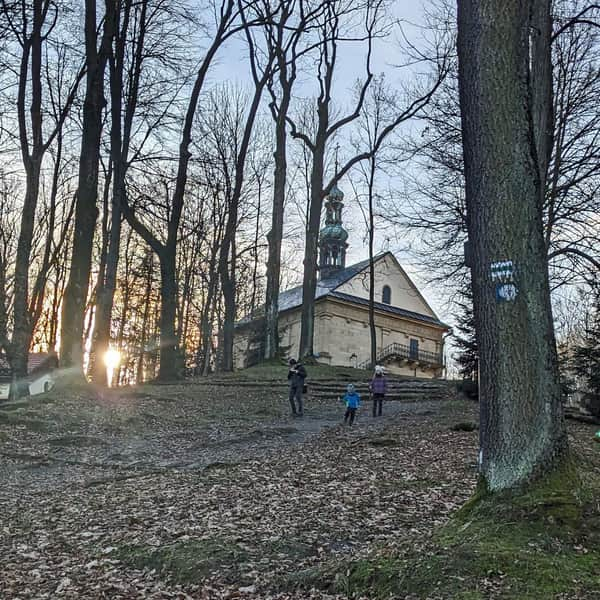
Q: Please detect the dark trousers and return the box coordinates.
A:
[344,407,357,425]
[289,385,303,415]
[372,393,384,417]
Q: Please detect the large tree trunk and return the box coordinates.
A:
[298,140,325,359]
[367,157,377,368]
[12,0,45,379]
[12,167,41,378]
[136,250,154,383]
[60,0,113,370]
[158,248,179,380]
[457,0,567,491]
[264,82,292,360]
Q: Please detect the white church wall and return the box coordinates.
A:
[232,260,446,374]
[312,298,444,377]
[335,254,437,317]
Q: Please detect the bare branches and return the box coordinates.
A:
[552,3,600,41]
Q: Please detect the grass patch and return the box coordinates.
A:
[203,460,243,472]
[450,421,478,432]
[0,410,50,432]
[269,538,315,559]
[48,435,108,448]
[117,535,317,585]
[203,362,373,382]
[368,437,401,448]
[321,458,600,599]
[116,538,251,584]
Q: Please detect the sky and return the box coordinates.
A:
[214,1,453,332]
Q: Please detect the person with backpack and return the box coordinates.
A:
[287,358,307,416]
[370,365,388,417]
[342,383,361,426]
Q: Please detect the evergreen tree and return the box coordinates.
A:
[572,285,600,415]
[453,284,478,381]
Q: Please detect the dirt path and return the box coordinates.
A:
[0,385,442,497]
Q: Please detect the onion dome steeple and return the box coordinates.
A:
[319,182,348,280]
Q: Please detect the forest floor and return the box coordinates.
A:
[0,365,599,599]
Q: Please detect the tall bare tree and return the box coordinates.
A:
[394,0,600,289]
[60,0,115,372]
[121,0,258,380]
[90,0,160,384]
[260,0,325,360]
[218,3,276,371]
[288,0,447,359]
[350,75,397,367]
[2,0,83,378]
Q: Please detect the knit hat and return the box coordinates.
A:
[347,384,355,393]
[374,365,385,374]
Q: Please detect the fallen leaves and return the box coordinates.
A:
[3,379,590,598]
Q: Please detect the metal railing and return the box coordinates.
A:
[358,342,442,370]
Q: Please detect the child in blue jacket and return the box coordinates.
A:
[343,384,361,426]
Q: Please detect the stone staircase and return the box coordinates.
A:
[194,375,453,403]
[307,379,452,402]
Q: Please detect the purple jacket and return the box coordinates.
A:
[370,375,387,395]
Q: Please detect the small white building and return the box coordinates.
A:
[0,352,58,399]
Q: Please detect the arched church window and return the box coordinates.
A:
[382,285,392,305]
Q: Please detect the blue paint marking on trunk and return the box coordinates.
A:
[496,283,518,302]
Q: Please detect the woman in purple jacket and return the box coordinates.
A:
[370,365,387,417]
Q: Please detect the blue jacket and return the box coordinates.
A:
[344,392,361,409]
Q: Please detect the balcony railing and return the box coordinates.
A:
[358,342,442,370]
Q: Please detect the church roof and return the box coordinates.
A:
[328,184,344,200]
[328,291,448,328]
[236,252,447,329]
[277,254,377,313]
[320,223,348,242]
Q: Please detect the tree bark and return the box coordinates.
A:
[530,0,554,188]
[263,93,289,359]
[367,156,377,368]
[60,0,114,371]
[12,0,45,378]
[90,0,140,384]
[298,140,326,359]
[136,249,154,383]
[158,247,180,379]
[262,0,299,361]
[457,0,567,491]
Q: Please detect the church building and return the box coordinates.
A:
[234,184,449,377]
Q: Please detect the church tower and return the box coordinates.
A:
[319,183,348,280]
